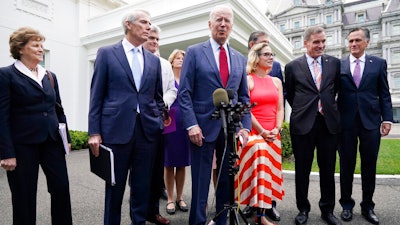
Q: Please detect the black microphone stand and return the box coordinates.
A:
[210,101,254,225]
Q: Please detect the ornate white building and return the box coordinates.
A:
[0,0,293,130]
[270,0,400,122]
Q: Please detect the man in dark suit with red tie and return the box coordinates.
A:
[88,9,164,225]
[338,27,393,225]
[285,26,341,225]
[179,5,251,225]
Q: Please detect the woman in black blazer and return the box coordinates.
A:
[0,27,72,225]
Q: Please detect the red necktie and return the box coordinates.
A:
[219,46,229,87]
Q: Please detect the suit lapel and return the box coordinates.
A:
[112,42,136,89]
[320,55,330,89]
[15,69,46,92]
[300,55,317,90]
[226,46,237,87]
[141,49,153,90]
[202,41,222,86]
[360,54,373,88]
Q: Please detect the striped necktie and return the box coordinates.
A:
[314,59,323,114]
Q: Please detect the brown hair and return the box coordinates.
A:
[9,27,45,60]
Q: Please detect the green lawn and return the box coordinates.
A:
[282,139,400,175]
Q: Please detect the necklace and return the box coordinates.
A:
[30,67,38,72]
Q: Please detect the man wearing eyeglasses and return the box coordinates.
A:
[285,26,341,225]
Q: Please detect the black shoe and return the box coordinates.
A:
[321,212,342,225]
[340,209,353,222]
[161,188,168,200]
[295,211,308,225]
[362,209,379,225]
[265,206,280,221]
[242,205,254,218]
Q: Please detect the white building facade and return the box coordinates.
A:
[0,0,293,131]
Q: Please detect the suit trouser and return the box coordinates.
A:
[339,113,380,211]
[291,114,338,214]
[189,130,230,225]
[103,116,159,225]
[146,137,165,218]
[7,137,72,225]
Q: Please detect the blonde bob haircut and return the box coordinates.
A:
[246,42,270,74]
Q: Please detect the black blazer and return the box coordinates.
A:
[285,54,341,135]
[0,65,68,159]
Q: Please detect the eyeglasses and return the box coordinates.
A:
[259,52,275,58]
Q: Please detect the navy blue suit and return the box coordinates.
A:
[88,41,164,225]
[0,65,72,225]
[179,40,251,225]
[270,61,286,99]
[338,55,393,211]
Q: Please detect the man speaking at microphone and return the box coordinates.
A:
[178,5,251,225]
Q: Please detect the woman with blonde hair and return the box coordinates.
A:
[235,43,284,225]
[163,49,191,214]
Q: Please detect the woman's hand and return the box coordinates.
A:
[261,128,279,142]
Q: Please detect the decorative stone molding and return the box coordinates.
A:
[16,0,53,20]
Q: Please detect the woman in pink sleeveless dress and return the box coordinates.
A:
[235,43,284,225]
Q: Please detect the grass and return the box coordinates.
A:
[282,139,400,175]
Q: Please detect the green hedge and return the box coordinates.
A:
[70,130,89,150]
[69,122,293,155]
[281,121,292,158]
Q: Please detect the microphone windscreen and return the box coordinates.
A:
[212,88,229,107]
[226,89,234,100]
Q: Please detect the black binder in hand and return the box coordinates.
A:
[89,144,116,186]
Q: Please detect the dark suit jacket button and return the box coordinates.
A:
[43,112,48,116]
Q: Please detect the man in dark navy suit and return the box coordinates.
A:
[338,27,393,225]
[179,5,251,225]
[88,9,164,225]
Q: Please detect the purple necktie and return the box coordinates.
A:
[353,58,361,87]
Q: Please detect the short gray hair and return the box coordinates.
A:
[150,24,161,34]
[303,26,325,41]
[209,5,234,23]
[121,9,150,34]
